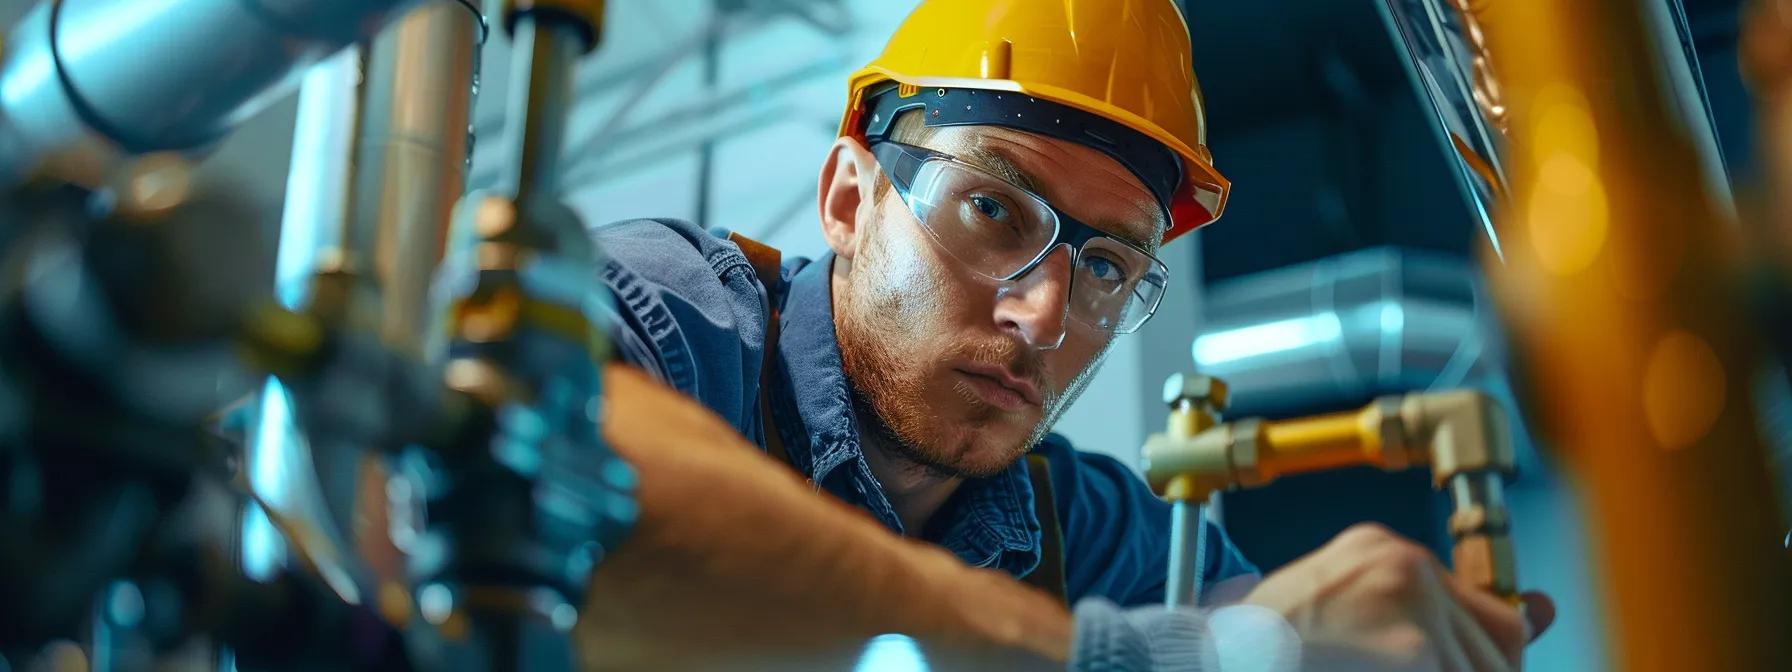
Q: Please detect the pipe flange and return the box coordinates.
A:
[1370,396,1418,470]
[1229,418,1265,487]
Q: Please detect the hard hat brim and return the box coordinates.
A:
[842,67,1229,241]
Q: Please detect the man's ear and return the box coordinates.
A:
[817,135,879,262]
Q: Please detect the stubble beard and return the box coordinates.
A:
[835,228,1105,480]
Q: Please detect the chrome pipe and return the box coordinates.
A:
[0,0,422,183]
[246,47,368,584]
[1165,501,1205,608]
[248,0,481,585]
[504,18,585,211]
[354,0,482,356]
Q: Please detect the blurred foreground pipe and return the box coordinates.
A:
[341,0,483,592]
[1743,0,1792,256]
[1481,1,1792,669]
[245,47,369,584]
[250,0,481,585]
[0,0,424,183]
[355,0,482,356]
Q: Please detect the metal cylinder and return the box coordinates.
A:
[1165,501,1204,608]
[1483,0,1792,668]
[0,0,421,182]
[504,18,585,211]
[354,0,482,356]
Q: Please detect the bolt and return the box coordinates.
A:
[1162,373,1228,411]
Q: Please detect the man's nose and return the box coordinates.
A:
[993,245,1072,350]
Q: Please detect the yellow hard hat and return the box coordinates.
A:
[840,0,1228,242]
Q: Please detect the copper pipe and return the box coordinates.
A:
[1480,1,1792,669]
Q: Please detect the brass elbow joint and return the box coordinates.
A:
[1143,378,1519,597]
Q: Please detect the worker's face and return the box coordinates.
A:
[820,125,1165,478]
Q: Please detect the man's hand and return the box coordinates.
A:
[1243,523,1556,671]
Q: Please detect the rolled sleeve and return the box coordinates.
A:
[591,218,771,436]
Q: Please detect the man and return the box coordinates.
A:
[595,0,1553,668]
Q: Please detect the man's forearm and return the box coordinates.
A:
[577,365,1070,669]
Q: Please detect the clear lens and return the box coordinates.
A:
[908,160,1057,277]
[898,156,1169,333]
[1072,238,1168,333]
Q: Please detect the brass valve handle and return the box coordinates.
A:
[1143,379,1519,598]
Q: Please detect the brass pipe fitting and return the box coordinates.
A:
[1143,379,1518,597]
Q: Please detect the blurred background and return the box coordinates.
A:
[0,0,1776,669]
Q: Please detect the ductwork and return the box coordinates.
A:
[1192,247,1504,418]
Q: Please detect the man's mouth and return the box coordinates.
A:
[953,362,1042,411]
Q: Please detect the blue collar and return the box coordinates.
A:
[766,255,1043,578]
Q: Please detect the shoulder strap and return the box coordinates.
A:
[1022,453,1069,605]
[727,232,790,466]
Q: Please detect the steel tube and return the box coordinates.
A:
[355,0,481,356]
[1165,501,1203,608]
[505,18,585,210]
[0,0,421,182]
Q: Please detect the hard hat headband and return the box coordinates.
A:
[860,84,1183,220]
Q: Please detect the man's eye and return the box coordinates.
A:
[1084,254,1128,283]
[969,194,1010,222]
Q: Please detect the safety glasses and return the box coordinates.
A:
[871,141,1170,334]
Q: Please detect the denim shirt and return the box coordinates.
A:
[594,218,1257,606]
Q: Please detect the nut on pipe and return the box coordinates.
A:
[502,0,605,51]
[1142,419,1260,502]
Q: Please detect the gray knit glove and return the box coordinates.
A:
[1070,599,1300,672]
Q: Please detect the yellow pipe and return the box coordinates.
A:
[1257,411,1380,481]
[1479,0,1792,668]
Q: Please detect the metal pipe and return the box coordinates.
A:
[0,0,423,183]
[247,47,368,584]
[409,4,614,670]
[1481,0,1792,667]
[325,0,482,591]
[1446,472,1514,597]
[355,0,482,356]
[248,0,481,590]
[504,16,587,214]
[1165,501,1204,608]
